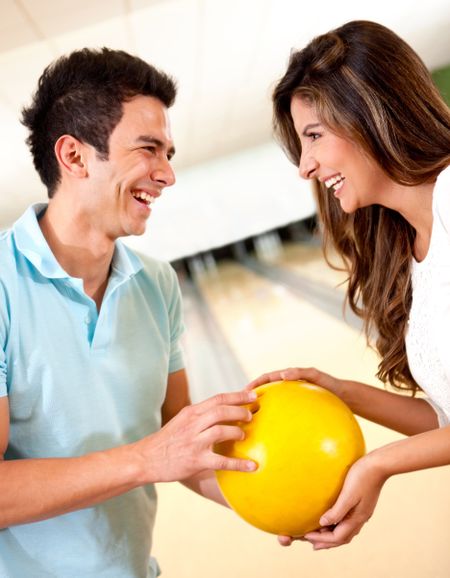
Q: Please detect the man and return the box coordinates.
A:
[0,48,256,577]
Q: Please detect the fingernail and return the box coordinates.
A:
[248,391,257,400]
[319,516,329,526]
[246,461,257,471]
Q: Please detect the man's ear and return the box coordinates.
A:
[54,135,88,178]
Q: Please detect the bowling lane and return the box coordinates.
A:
[192,259,373,386]
[177,277,248,402]
[153,249,450,578]
[270,240,349,290]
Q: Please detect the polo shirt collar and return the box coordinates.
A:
[111,239,144,279]
[13,203,144,280]
[13,203,68,279]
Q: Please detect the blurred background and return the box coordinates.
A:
[1,0,450,576]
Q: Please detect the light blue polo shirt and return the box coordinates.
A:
[0,204,185,577]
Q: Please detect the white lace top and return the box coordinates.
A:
[406,165,450,427]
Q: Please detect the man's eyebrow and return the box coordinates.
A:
[135,135,175,157]
[301,123,322,136]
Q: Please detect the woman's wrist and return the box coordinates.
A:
[363,445,397,483]
[332,377,353,406]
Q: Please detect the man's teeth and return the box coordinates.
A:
[324,175,345,191]
[131,191,155,204]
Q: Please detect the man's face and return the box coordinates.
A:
[85,94,176,239]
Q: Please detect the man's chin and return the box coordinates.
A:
[121,219,149,238]
[132,224,146,234]
[135,220,149,236]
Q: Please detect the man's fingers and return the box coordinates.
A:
[175,391,256,433]
[196,390,257,412]
[204,424,246,445]
[197,405,253,432]
[212,454,257,472]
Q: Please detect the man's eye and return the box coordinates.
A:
[143,146,156,153]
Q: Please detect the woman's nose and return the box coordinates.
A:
[299,153,318,180]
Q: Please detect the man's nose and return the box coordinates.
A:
[152,158,176,187]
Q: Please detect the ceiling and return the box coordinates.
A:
[0,0,449,254]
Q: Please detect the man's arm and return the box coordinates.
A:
[0,395,144,527]
[161,368,191,426]
[0,381,255,528]
[162,370,230,505]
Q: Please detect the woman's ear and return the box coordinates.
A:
[54,135,88,179]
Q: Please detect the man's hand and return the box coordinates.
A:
[134,390,258,483]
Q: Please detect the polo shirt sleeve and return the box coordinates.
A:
[0,288,8,397]
[0,350,6,398]
[166,265,185,374]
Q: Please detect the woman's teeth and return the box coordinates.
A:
[324,175,345,192]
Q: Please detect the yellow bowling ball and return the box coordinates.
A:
[215,380,365,536]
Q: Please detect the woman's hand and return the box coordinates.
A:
[247,367,343,398]
[277,453,387,550]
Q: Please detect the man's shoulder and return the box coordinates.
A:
[0,227,17,274]
[137,251,173,275]
[0,225,12,243]
[124,247,180,301]
[122,243,176,280]
[138,252,178,288]
[0,229,18,309]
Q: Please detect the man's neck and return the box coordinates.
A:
[39,200,115,310]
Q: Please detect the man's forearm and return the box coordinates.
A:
[0,443,145,528]
[182,471,228,506]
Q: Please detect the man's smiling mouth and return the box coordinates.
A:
[131,189,156,206]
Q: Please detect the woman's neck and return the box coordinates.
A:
[383,180,435,261]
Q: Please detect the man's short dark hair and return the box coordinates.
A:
[21,48,177,197]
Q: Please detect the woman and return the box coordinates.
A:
[249,20,450,550]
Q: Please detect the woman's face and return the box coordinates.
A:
[290,96,392,213]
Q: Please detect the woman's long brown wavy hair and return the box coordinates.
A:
[273,20,450,393]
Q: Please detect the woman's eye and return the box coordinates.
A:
[308,133,320,141]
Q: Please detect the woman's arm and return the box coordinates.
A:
[247,367,439,435]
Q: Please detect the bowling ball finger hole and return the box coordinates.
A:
[248,401,261,414]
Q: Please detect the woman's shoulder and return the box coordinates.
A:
[433,165,450,233]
